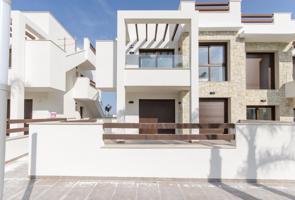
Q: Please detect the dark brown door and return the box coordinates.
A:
[139,100,175,134]
[199,98,228,134]
[7,100,10,136]
[24,99,33,135]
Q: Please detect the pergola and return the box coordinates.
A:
[0,0,11,199]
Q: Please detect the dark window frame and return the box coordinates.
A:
[246,53,275,89]
[139,49,175,68]
[247,106,276,121]
[199,43,228,82]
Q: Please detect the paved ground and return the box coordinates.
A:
[4,157,295,200]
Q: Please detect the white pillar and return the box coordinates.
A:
[10,11,25,136]
[0,0,12,198]
[116,12,126,122]
[190,14,199,133]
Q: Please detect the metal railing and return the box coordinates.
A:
[195,1,229,12]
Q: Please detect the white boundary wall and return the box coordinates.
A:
[29,122,295,180]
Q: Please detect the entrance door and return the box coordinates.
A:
[24,99,33,135]
[199,98,228,134]
[139,99,175,134]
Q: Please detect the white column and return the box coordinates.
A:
[190,14,199,133]
[10,11,25,136]
[0,0,11,198]
[116,12,126,122]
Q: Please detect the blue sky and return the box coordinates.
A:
[12,0,295,114]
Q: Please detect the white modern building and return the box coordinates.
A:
[7,11,104,127]
[97,0,295,133]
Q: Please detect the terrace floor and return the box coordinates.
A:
[4,156,295,200]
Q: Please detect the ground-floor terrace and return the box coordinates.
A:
[4,156,295,200]
[123,89,295,134]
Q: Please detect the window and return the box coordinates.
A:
[199,43,227,81]
[246,53,275,89]
[139,49,175,68]
[247,106,275,121]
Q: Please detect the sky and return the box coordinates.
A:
[12,0,295,114]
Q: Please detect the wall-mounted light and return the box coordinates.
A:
[129,51,135,55]
[178,102,182,105]
[128,101,134,104]
[260,99,267,103]
[210,92,216,95]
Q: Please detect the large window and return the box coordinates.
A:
[199,43,227,82]
[247,106,275,121]
[139,49,175,68]
[246,53,275,89]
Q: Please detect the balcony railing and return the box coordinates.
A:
[195,1,229,12]
[242,14,274,23]
[126,54,189,69]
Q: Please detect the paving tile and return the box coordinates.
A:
[136,182,161,200]
[111,182,137,200]
[87,181,117,200]
[158,182,185,200]
[62,181,97,200]
[35,180,77,200]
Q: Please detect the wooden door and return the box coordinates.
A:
[139,100,175,134]
[24,99,33,135]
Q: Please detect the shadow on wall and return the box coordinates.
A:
[208,125,295,200]
[21,133,38,200]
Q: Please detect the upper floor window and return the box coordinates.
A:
[246,53,275,89]
[199,43,227,82]
[139,49,175,68]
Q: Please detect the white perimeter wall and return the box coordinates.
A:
[6,136,29,162]
[29,122,295,180]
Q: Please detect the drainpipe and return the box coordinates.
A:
[0,0,11,199]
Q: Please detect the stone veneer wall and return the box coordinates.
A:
[199,31,247,123]
[245,43,294,122]
[177,32,294,126]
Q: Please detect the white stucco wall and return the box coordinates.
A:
[29,122,295,180]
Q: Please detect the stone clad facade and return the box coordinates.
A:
[179,31,294,125]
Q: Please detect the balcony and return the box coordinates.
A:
[73,77,98,101]
[23,40,66,92]
[285,81,295,98]
[240,13,295,42]
[126,54,189,69]
[125,54,190,89]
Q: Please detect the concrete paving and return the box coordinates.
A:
[4,156,295,200]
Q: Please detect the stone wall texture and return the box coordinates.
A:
[181,31,295,123]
